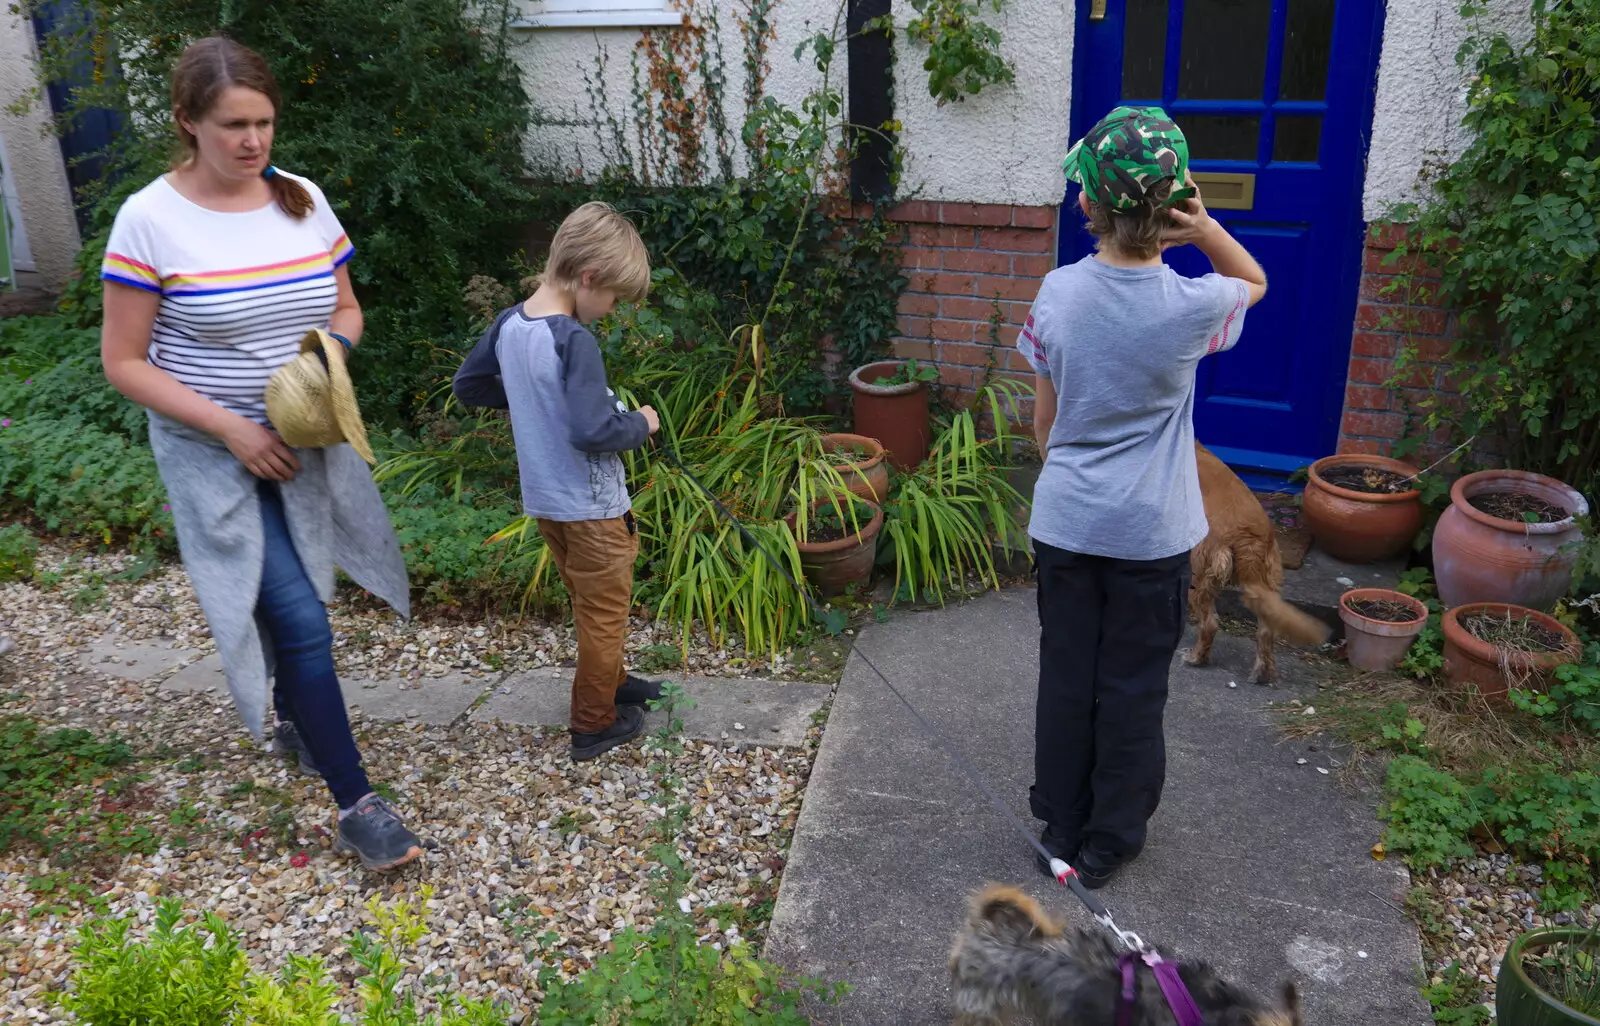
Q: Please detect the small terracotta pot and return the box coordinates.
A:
[1440,602,1582,707]
[819,433,890,505]
[1496,928,1600,1026]
[1339,589,1429,672]
[785,497,884,597]
[1302,455,1424,563]
[1432,469,1589,611]
[849,361,931,471]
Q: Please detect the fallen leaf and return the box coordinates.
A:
[1371,843,1386,861]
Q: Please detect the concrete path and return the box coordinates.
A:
[764,588,1428,1024]
[78,639,828,747]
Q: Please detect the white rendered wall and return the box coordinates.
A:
[1363,0,1532,220]
[0,9,81,285]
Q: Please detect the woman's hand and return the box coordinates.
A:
[223,417,301,480]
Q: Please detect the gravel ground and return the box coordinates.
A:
[1413,856,1600,1017]
[0,545,830,1021]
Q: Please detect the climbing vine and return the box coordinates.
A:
[903,0,1015,105]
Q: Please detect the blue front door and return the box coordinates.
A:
[1062,0,1385,475]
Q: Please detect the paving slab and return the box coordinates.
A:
[165,653,225,693]
[344,673,493,725]
[162,656,493,725]
[81,639,200,681]
[764,588,1427,1025]
[472,669,830,747]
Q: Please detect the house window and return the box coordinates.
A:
[513,0,686,29]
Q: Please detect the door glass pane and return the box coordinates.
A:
[1177,0,1271,99]
[1176,115,1260,160]
[1272,116,1321,162]
[1280,0,1335,100]
[1121,0,1169,99]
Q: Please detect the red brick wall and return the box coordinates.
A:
[1338,224,1463,458]
[879,201,1059,419]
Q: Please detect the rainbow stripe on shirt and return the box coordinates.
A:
[101,235,354,296]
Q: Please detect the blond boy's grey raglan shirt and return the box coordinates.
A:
[453,307,650,522]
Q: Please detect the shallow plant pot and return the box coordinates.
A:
[849,361,930,471]
[1339,588,1429,672]
[1440,602,1582,707]
[819,433,890,505]
[785,498,884,597]
[1301,455,1424,563]
[1497,927,1600,1026]
[1432,469,1589,611]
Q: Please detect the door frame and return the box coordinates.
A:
[1061,0,1389,477]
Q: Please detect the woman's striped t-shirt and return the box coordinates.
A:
[101,172,354,425]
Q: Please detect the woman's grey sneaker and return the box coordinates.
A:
[615,674,662,707]
[273,720,317,775]
[334,794,424,871]
[0,633,13,658]
[571,704,645,761]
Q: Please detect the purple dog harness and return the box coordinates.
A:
[1117,950,1205,1026]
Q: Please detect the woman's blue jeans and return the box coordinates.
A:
[259,481,372,809]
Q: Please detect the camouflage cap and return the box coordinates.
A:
[1063,105,1195,211]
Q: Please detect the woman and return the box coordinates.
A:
[101,36,422,871]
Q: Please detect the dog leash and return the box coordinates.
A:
[653,441,1153,955]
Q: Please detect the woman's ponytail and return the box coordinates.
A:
[263,166,314,220]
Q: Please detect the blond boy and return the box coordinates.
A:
[454,202,662,760]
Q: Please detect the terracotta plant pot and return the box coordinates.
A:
[785,497,884,597]
[1440,602,1581,707]
[1339,588,1429,672]
[1432,469,1590,611]
[849,361,931,471]
[818,433,890,505]
[1302,454,1424,563]
[1496,928,1600,1026]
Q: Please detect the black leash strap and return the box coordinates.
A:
[654,442,1144,945]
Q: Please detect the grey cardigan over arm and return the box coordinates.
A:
[148,412,410,739]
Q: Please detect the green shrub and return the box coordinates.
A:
[25,0,534,423]
[60,889,511,1026]
[1379,755,1481,869]
[0,321,148,443]
[1386,0,1600,491]
[1511,646,1600,735]
[0,418,173,552]
[385,484,557,611]
[0,524,40,582]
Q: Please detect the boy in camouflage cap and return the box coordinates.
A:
[1018,105,1268,889]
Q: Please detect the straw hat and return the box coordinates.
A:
[265,329,375,464]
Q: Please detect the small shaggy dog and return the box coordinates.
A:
[949,885,1302,1026]
[1186,444,1330,683]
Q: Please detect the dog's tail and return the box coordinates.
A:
[969,885,1061,942]
[1240,583,1330,647]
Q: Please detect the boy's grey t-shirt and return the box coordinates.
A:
[1018,255,1250,561]
[452,308,649,522]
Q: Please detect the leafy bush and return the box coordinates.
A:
[0,417,173,552]
[0,319,149,443]
[1387,0,1600,492]
[0,524,40,582]
[1511,646,1600,734]
[25,0,534,422]
[385,483,557,611]
[60,889,511,1026]
[1379,755,1481,869]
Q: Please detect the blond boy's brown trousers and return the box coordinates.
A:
[537,516,639,734]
